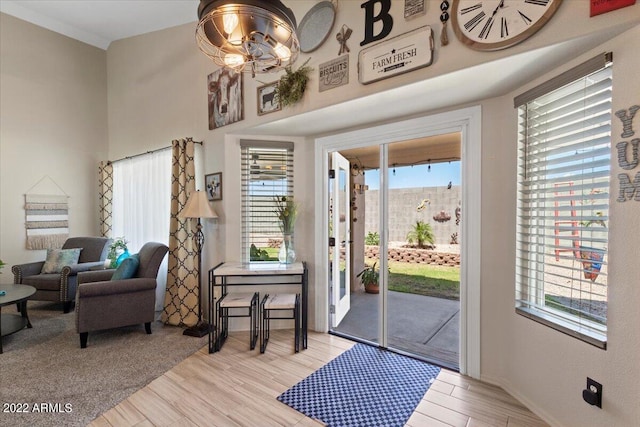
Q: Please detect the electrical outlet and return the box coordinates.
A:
[582,377,602,408]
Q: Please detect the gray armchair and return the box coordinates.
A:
[75,242,168,348]
[12,237,111,313]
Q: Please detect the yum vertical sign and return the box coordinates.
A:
[358,26,433,85]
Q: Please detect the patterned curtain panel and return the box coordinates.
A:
[162,138,197,327]
[98,161,113,238]
[25,194,69,250]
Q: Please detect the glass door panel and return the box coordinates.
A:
[330,152,351,327]
[385,139,461,369]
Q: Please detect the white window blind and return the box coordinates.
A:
[241,140,294,262]
[515,53,612,348]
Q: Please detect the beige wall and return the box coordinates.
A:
[481,25,640,427]
[0,13,107,266]
[1,1,639,425]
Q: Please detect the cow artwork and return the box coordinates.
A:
[257,82,281,116]
[208,68,243,129]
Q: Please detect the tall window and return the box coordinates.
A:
[514,53,612,348]
[112,149,172,310]
[241,140,294,262]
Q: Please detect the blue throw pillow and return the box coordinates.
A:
[110,254,139,280]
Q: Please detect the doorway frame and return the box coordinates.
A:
[314,106,481,378]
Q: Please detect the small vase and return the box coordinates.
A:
[278,233,296,264]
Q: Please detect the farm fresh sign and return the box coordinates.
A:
[358,26,433,85]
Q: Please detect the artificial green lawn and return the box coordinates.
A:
[367,258,461,300]
[252,248,461,300]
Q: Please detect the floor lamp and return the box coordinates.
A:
[179,190,218,337]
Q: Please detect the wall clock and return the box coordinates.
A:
[451,0,563,51]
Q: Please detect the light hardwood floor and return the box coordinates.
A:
[89,331,548,427]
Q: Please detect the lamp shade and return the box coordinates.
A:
[179,190,219,219]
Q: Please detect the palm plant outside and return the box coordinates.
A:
[406,220,435,248]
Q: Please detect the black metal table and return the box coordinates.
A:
[208,261,308,353]
[0,284,36,354]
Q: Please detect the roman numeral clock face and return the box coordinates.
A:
[451,0,562,51]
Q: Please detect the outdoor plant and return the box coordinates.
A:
[356,262,380,293]
[275,58,313,107]
[579,189,607,228]
[450,232,458,245]
[577,189,608,281]
[365,231,380,246]
[250,244,270,261]
[406,220,435,249]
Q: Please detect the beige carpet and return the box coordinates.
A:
[1,301,207,427]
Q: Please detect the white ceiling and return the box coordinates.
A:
[0,0,199,50]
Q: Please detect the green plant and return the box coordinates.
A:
[406,221,435,248]
[250,244,270,261]
[0,259,5,273]
[580,189,607,228]
[274,196,299,234]
[364,255,461,300]
[581,211,607,228]
[450,232,458,245]
[365,231,380,246]
[275,58,313,107]
[356,262,379,286]
[107,237,128,268]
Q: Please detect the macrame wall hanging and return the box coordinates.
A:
[24,175,70,250]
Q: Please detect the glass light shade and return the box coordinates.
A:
[222,13,239,34]
[273,42,291,60]
[224,54,246,68]
[196,0,299,76]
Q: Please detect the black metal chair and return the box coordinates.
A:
[260,293,300,353]
[216,292,259,351]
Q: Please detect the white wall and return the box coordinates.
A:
[0,13,107,266]
[2,1,639,425]
[101,3,640,424]
[480,25,640,427]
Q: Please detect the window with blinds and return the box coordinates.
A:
[241,140,294,263]
[514,53,612,348]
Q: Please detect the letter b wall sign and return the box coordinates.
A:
[358,26,434,85]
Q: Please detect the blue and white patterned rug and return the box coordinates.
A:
[277,343,441,427]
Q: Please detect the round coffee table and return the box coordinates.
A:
[0,284,36,354]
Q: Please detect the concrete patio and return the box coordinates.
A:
[332,290,460,370]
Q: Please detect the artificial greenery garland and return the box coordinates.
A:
[275,58,313,107]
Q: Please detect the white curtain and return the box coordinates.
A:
[112,149,172,312]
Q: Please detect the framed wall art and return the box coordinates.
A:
[257,82,281,115]
[207,68,243,130]
[205,172,222,201]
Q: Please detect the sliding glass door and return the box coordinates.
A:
[330,136,461,370]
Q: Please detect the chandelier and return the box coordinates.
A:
[196,0,300,77]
